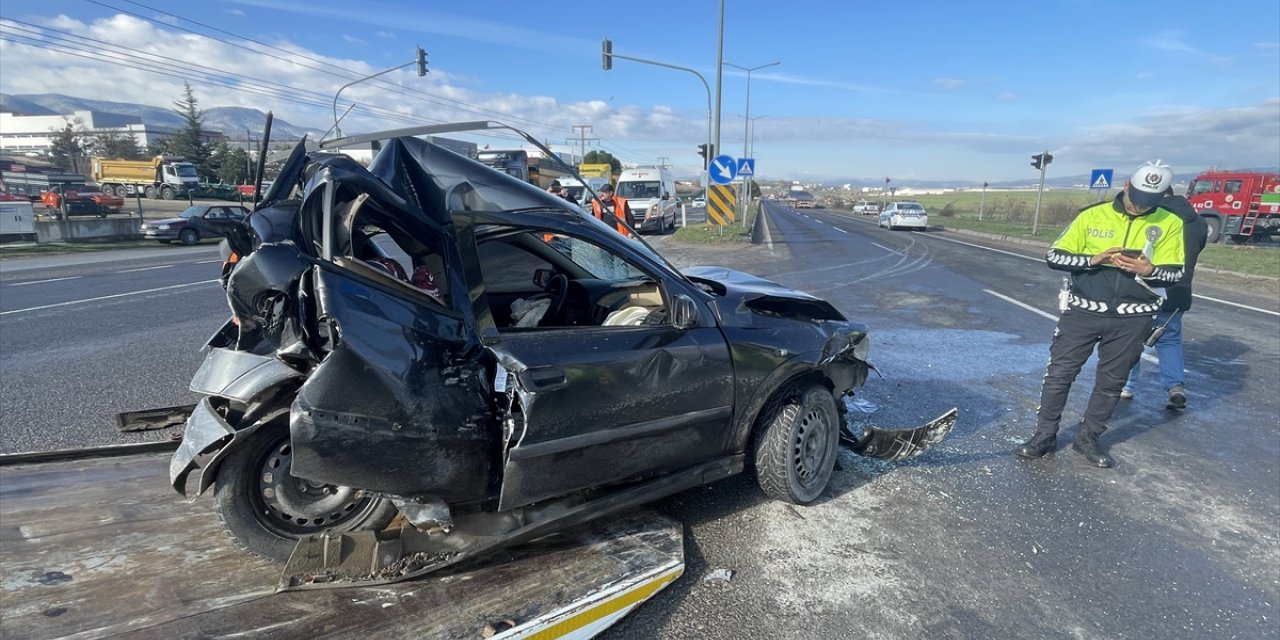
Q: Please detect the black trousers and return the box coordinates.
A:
[1035,309,1151,437]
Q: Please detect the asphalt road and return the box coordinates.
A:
[0,245,227,452]
[0,203,1276,638]
[604,201,1280,639]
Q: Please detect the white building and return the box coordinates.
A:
[0,109,222,155]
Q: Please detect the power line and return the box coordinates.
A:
[97,0,564,132]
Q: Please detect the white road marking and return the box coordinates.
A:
[834,226,848,234]
[932,233,1278,316]
[984,289,1057,321]
[1,280,219,316]
[8,276,82,286]
[115,264,174,273]
[194,259,221,264]
[871,243,896,253]
[984,288,1158,364]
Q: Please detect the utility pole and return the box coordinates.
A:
[713,0,725,153]
[657,156,670,169]
[567,124,598,163]
[979,181,988,221]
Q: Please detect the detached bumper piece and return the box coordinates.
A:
[842,407,958,462]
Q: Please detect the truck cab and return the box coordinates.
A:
[1185,170,1280,242]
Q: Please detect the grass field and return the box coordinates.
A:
[848,191,1280,279]
[671,201,759,245]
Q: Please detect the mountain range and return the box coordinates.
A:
[0,93,320,140]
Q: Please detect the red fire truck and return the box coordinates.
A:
[1184,170,1280,243]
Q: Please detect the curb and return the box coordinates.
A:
[934,225,1280,283]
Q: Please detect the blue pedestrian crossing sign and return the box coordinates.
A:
[708,155,738,185]
[1090,169,1114,190]
[737,158,755,177]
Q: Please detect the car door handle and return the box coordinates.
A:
[522,365,566,390]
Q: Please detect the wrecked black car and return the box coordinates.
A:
[168,122,954,590]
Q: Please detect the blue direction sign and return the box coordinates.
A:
[1090,169,1114,190]
[737,158,756,177]
[709,154,738,185]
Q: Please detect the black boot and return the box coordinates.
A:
[1071,431,1113,468]
[1016,433,1056,459]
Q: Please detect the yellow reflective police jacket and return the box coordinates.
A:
[1046,194,1185,316]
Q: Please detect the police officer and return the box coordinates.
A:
[1016,161,1186,468]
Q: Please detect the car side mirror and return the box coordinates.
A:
[533,267,554,289]
[671,294,699,329]
[661,193,670,201]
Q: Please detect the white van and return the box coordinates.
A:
[615,167,678,234]
[560,175,610,207]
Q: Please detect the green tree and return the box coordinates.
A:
[49,120,86,173]
[167,82,211,177]
[583,150,621,175]
[207,140,250,185]
[88,130,143,160]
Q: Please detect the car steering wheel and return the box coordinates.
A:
[540,273,570,326]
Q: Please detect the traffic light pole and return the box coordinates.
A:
[330,46,428,140]
[1032,151,1048,236]
[602,43,713,191]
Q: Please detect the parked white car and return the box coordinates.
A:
[879,201,928,230]
[853,200,880,215]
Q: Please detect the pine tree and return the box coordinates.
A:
[168,82,211,178]
[88,130,143,160]
[49,120,86,173]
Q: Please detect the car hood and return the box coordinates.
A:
[144,217,187,226]
[682,266,847,324]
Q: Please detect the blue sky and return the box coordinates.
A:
[1,0,1277,183]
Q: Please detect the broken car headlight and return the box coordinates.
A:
[853,332,870,362]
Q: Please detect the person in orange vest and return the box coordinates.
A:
[590,183,635,238]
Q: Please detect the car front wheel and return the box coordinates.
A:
[752,384,840,504]
[213,422,397,562]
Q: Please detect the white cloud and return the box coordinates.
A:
[1254,42,1280,49]
[996,91,1017,102]
[932,78,966,90]
[226,8,245,16]
[341,34,366,45]
[1135,72,1156,79]
[376,31,395,39]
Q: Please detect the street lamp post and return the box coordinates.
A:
[724,61,780,161]
[724,61,779,227]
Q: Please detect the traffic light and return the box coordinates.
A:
[697,143,713,169]
[602,39,613,71]
[1031,152,1054,171]
[415,47,428,76]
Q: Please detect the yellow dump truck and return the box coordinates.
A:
[90,155,200,200]
[578,162,616,185]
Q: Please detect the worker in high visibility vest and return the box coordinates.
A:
[590,183,635,238]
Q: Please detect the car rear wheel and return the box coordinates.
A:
[752,384,840,504]
[179,228,199,246]
[145,186,158,199]
[161,187,175,200]
[213,422,397,562]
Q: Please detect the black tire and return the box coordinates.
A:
[1204,216,1222,243]
[752,384,840,504]
[161,187,175,200]
[179,228,199,246]
[213,423,397,562]
[145,186,157,199]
